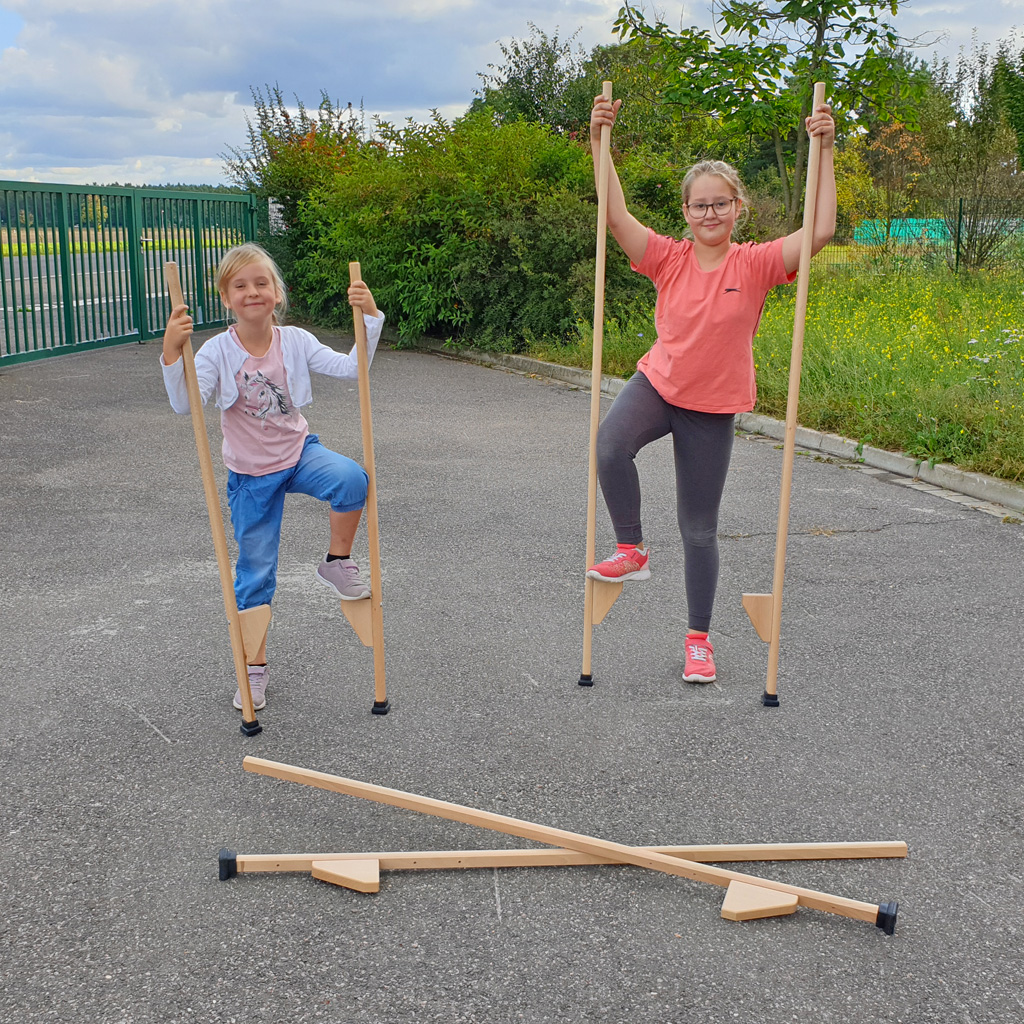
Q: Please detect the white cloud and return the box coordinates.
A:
[0,155,227,186]
[0,0,1019,186]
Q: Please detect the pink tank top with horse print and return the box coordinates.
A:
[221,327,309,476]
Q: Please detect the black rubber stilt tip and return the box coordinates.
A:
[761,690,780,707]
[371,699,391,715]
[876,901,899,935]
[218,848,238,881]
[240,717,263,737]
[578,673,594,687]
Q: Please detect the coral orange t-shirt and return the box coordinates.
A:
[633,229,795,413]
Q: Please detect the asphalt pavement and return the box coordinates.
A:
[2,326,1022,1024]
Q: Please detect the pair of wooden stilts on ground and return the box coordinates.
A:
[219,757,902,933]
[170,83,903,932]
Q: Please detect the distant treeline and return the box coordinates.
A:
[0,182,250,233]
[221,17,1024,348]
[101,183,246,193]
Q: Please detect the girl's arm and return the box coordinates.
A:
[159,304,219,413]
[303,300,384,379]
[781,103,837,275]
[348,280,378,318]
[590,96,649,266]
[162,304,192,366]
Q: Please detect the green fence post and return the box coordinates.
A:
[247,193,258,242]
[954,198,963,275]
[127,190,148,339]
[191,199,207,326]
[55,191,78,349]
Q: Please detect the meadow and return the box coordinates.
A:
[0,226,246,258]
[530,267,1024,483]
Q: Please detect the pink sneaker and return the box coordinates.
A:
[315,557,370,600]
[233,664,268,710]
[586,544,651,582]
[683,635,716,683]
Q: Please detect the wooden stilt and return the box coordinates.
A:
[742,82,828,707]
[741,593,773,644]
[721,880,799,921]
[238,605,273,662]
[339,599,374,648]
[348,262,389,714]
[241,757,900,932]
[311,858,380,893]
[591,580,623,626]
[580,80,617,687]
[163,262,265,736]
[228,841,908,875]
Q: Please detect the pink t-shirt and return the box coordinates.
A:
[220,327,309,475]
[633,230,795,413]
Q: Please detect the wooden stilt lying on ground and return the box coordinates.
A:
[345,262,389,714]
[721,881,799,921]
[220,840,907,877]
[228,756,902,933]
[311,858,380,893]
[164,262,268,736]
[580,80,621,687]
[742,83,828,708]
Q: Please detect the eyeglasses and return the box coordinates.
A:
[685,198,738,217]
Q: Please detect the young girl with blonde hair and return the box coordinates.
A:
[161,242,384,712]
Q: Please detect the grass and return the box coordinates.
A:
[1,228,246,258]
[528,267,1024,484]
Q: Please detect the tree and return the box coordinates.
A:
[470,23,598,135]
[77,194,108,228]
[991,35,1024,167]
[615,1,928,229]
[222,84,364,229]
[866,121,929,223]
[915,39,1024,268]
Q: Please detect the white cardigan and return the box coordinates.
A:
[161,314,384,414]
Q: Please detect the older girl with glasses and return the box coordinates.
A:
[586,94,836,684]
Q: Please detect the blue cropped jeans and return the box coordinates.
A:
[226,434,367,610]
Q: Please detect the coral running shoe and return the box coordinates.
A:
[682,635,716,683]
[586,543,651,582]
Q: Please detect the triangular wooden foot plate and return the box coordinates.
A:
[721,880,799,921]
[311,857,380,893]
[591,580,623,625]
[741,593,773,643]
[340,599,373,647]
[238,604,272,662]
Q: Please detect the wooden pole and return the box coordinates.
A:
[742,82,828,707]
[242,756,899,931]
[163,262,263,736]
[227,840,908,874]
[348,262,389,714]
[580,80,620,686]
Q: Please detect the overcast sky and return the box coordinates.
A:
[0,0,1020,187]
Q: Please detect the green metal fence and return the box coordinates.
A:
[0,182,257,364]
[814,196,1024,273]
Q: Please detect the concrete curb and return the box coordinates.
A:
[419,341,1024,516]
[422,344,626,397]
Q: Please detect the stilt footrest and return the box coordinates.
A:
[721,880,799,921]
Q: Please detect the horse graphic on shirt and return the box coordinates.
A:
[241,370,289,422]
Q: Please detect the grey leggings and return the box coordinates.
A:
[596,371,735,633]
